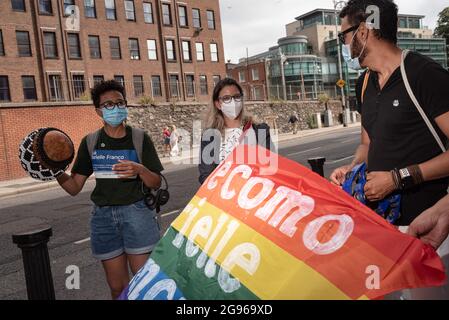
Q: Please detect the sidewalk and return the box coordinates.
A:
[0,123,360,199]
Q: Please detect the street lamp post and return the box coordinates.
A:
[334,0,349,127]
[279,48,288,101]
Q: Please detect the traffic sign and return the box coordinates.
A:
[336,79,346,88]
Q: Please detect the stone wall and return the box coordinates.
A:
[128,100,344,153]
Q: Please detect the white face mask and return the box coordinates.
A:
[341,26,368,71]
[221,99,243,120]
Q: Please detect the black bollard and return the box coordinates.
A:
[12,227,55,300]
[308,157,326,177]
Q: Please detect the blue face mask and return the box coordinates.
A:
[102,106,128,127]
[341,27,367,71]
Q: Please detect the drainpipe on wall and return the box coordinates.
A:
[56,0,73,101]
[173,3,186,101]
[29,0,47,101]
[155,0,170,102]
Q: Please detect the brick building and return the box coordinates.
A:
[0,0,226,104]
[226,60,267,101]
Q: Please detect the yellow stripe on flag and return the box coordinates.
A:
[171,196,351,300]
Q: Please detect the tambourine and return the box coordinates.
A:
[19,128,75,181]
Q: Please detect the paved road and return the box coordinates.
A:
[0,126,360,300]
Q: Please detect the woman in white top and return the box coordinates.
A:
[170,125,179,157]
[199,78,273,184]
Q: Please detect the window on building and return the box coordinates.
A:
[72,75,86,99]
[213,75,221,87]
[196,42,204,61]
[114,75,125,93]
[48,75,64,101]
[124,0,135,21]
[64,0,75,16]
[68,33,81,58]
[133,75,144,97]
[22,76,37,100]
[0,76,11,102]
[182,41,191,62]
[143,2,153,23]
[43,32,58,58]
[169,74,179,97]
[16,31,32,57]
[105,0,116,20]
[239,71,246,82]
[39,0,53,14]
[210,43,218,62]
[0,30,6,56]
[185,74,195,97]
[329,31,334,40]
[252,86,263,101]
[409,18,420,29]
[252,68,259,81]
[192,8,201,28]
[178,6,188,27]
[162,4,172,25]
[147,39,157,60]
[93,75,104,86]
[166,39,176,61]
[152,75,162,97]
[84,0,96,18]
[207,10,215,30]
[129,38,140,60]
[399,17,407,28]
[89,35,101,58]
[110,36,121,59]
[11,0,25,11]
[199,75,208,95]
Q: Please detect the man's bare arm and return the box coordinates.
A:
[419,112,449,182]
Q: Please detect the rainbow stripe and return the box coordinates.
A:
[121,145,446,300]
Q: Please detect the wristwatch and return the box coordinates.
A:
[399,167,414,190]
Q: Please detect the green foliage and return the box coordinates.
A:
[79,90,91,101]
[138,95,155,106]
[306,114,318,129]
[317,93,330,104]
[434,7,449,42]
[318,93,330,110]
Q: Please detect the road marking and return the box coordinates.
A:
[161,209,181,218]
[341,138,360,144]
[328,156,355,164]
[74,237,90,245]
[287,147,322,157]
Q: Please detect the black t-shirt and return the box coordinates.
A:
[356,52,449,225]
[72,126,164,206]
[289,116,299,123]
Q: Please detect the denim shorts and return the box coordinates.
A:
[90,200,161,261]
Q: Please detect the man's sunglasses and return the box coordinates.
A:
[338,24,360,44]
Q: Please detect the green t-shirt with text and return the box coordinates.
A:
[72,126,164,206]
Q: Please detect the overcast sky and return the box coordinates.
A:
[219,0,447,63]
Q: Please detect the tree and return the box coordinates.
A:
[434,7,449,66]
[318,93,330,111]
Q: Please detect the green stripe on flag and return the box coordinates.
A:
[151,227,260,300]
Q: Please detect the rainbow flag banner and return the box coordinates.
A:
[120,145,446,300]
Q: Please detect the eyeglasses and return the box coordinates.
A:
[219,94,244,104]
[99,100,127,110]
[338,24,360,44]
